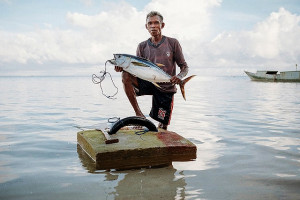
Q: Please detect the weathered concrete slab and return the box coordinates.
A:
[77,129,197,170]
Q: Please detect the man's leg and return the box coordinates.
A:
[150,91,174,130]
[122,71,145,118]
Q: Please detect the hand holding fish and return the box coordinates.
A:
[170,75,182,85]
[114,66,123,72]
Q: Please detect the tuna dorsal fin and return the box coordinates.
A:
[156,63,165,67]
[131,61,148,67]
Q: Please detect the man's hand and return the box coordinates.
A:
[170,75,181,85]
[114,66,123,72]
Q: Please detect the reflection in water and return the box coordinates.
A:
[112,167,186,200]
[77,144,97,173]
[77,144,187,199]
[244,136,300,151]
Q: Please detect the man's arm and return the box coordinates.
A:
[171,38,189,84]
[177,65,188,79]
[170,65,188,84]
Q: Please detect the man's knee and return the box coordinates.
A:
[122,71,138,87]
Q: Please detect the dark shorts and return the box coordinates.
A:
[135,78,174,125]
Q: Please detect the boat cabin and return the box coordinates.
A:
[265,71,278,75]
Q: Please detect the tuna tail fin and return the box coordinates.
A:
[179,75,196,100]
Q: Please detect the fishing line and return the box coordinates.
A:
[92,60,118,99]
[73,117,121,131]
[108,117,120,124]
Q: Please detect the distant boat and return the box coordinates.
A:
[244,70,300,82]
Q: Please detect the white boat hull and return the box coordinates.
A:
[245,71,300,82]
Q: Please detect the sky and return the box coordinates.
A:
[0,0,300,76]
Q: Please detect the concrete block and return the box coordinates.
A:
[77,129,196,170]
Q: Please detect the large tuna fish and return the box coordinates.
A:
[108,54,195,100]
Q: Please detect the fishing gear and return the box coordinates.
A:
[92,60,118,99]
[74,117,120,131]
[108,116,158,135]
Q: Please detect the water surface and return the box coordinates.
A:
[0,76,299,200]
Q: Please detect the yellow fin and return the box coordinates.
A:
[156,63,165,67]
[152,82,161,88]
[131,61,148,67]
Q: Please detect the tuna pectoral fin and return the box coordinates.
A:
[179,75,196,100]
[131,61,148,67]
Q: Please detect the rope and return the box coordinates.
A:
[92,60,118,99]
[135,129,149,135]
[108,117,120,123]
[73,117,120,131]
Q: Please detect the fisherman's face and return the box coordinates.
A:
[145,15,164,37]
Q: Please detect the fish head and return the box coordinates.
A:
[108,58,116,65]
[113,54,131,68]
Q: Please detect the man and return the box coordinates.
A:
[115,11,189,130]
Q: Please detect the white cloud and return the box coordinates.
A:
[0,1,299,76]
[145,0,221,40]
[0,0,220,70]
[201,7,300,71]
[248,8,300,59]
[66,1,147,56]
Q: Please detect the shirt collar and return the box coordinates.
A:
[147,36,166,48]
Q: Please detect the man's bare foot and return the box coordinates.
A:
[158,123,168,130]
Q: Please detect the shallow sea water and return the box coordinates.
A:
[0,76,300,200]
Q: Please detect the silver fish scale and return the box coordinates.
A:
[117,54,172,83]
